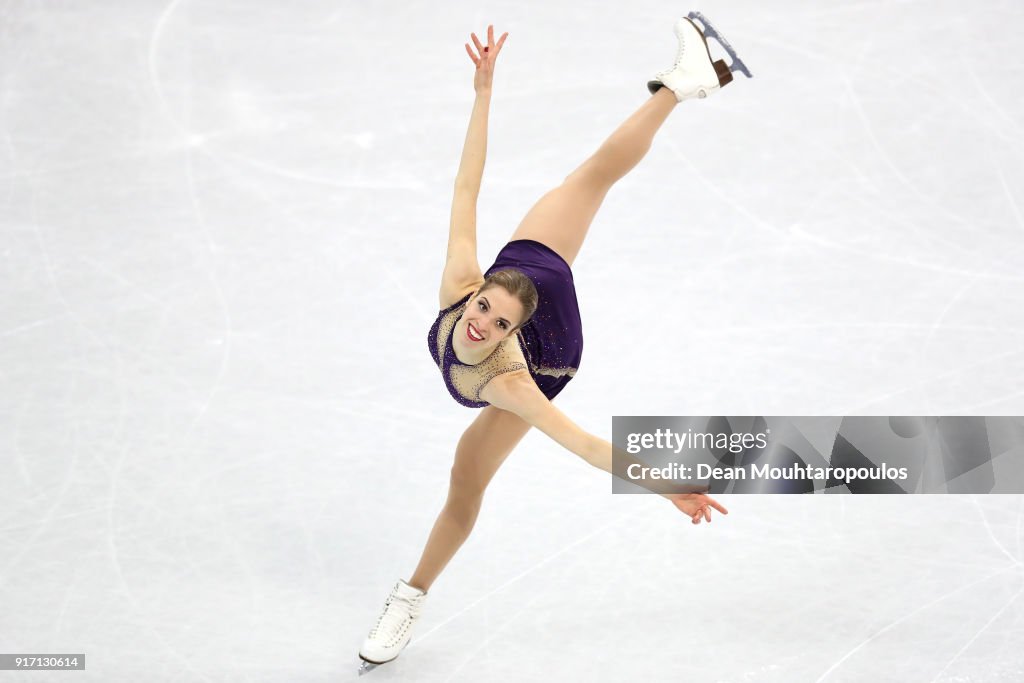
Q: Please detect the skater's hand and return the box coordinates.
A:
[464,24,508,93]
[664,492,729,525]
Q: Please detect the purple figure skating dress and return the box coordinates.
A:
[428,239,584,408]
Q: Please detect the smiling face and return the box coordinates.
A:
[452,286,526,362]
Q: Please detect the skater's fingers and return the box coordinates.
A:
[471,32,485,54]
[494,32,508,55]
[698,494,728,515]
[704,506,711,523]
[487,24,494,46]
[464,43,479,67]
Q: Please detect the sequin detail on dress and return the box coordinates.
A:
[428,293,529,408]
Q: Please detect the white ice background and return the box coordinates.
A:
[2,1,1024,681]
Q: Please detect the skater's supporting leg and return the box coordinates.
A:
[510,87,678,267]
[409,406,531,591]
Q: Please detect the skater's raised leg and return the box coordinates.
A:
[409,405,532,591]
[510,87,678,267]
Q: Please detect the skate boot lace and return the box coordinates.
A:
[369,591,423,643]
[659,24,696,78]
[673,32,687,69]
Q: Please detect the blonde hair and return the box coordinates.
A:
[479,269,538,331]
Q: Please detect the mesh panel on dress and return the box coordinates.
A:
[436,300,529,403]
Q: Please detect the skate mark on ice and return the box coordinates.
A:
[149,0,236,443]
[918,277,979,415]
[969,496,1022,566]
[840,73,988,242]
[1017,497,1024,571]
[662,138,787,240]
[957,386,1024,413]
[966,66,1024,142]
[842,346,1024,414]
[440,590,545,683]
[995,163,1024,234]
[409,508,645,648]
[180,150,234,443]
[928,583,1024,683]
[813,563,1021,682]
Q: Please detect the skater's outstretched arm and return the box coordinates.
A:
[480,372,728,524]
[440,25,508,307]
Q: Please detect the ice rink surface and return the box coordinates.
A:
[2,0,1024,680]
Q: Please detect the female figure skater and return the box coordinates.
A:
[358,13,751,674]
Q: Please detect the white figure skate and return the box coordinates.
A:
[357,579,428,676]
[647,11,753,102]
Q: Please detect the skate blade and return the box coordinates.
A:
[687,11,753,79]
[357,659,379,676]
